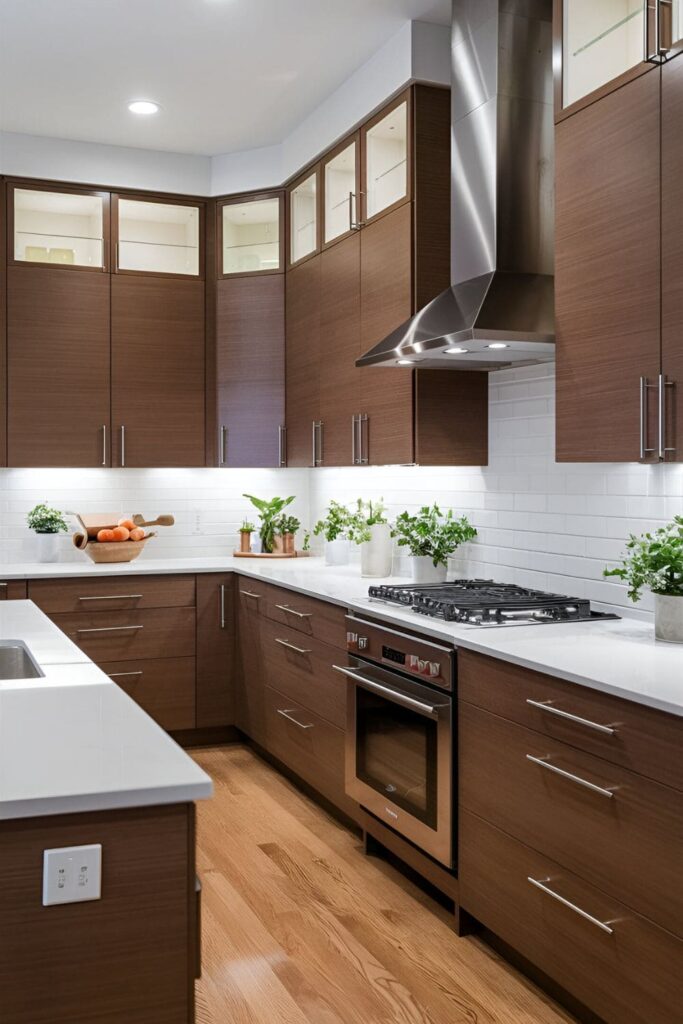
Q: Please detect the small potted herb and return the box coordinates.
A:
[348,499,393,578]
[604,515,683,643]
[273,514,301,555]
[238,520,256,554]
[393,504,477,583]
[26,503,69,563]
[313,501,353,565]
[243,494,295,554]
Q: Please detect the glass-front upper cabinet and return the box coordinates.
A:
[322,135,360,247]
[219,192,283,277]
[288,166,319,267]
[10,185,108,270]
[114,196,202,277]
[362,92,411,224]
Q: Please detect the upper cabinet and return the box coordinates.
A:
[322,135,360,247]
[219,192,283,277]
[9,184,109,271]
[361,91,411,224]
[288,166,320,267]
[113,195,203,277]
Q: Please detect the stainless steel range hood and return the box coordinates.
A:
[357,0,555,371]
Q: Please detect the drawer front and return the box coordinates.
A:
[29,575,196,613]
[264,583,347,649]
[50,607,196,662]
[236,579,269,617]
[102,657,196,731]
[459,702,683,937]
[460,810,683,1024]
[260,617,346,728]
[0,581,27,600]
[264,686,356,819]
[458,649,682,791]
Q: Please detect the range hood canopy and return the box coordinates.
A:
[357,0,555,371]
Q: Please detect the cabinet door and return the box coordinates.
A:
[114,195,202,278]
[235,587,268,746]
[661,56,683,462]
[0,180,6,467]
[196,574,234,729]
[288,166,320,268]
[7,267,111,467]
[219,192,283,278]
[0,581,27,600]
[111,276,205,467]
[555,70,661,462]
[360,204,414,465]
[319,233,361,465]
[285,255,321,466]
[216,275,284,467]
[8,183,108,271]
[322,135,360,248]
[361,90,411,226]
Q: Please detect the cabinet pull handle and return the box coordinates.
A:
[640,377,656,459]
[318,421,324,465]
[658,374,675,459]
[525,754,614,798]
[109,671,143,679]
[349,191,362,231]
[312,421,323,466]
[101,424,107,466]
[120,425,126,467]
[311,421,317,467]
[219,425,227,466]
[77,625,144,634]
[220,583,226,629]
[526,699,616,735]
[274,637,312,655]
[239,589,261,599]
[352,414,358,464]
[657,0,673,54]
[359,413,369,465]
[527,877,614,934]
[79,594,143,602]
[278,425,286,467]
[275,603,312,618]
[0,583,7,588]
[277,708,314,730]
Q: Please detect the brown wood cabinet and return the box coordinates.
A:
[285,254,321,466]
[235,581,269,746]
[661,54,683,456]
[196,573,234,729]
[0,179,6,467]
[0,580,27,600]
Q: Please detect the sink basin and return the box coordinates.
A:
[0,640,44,680]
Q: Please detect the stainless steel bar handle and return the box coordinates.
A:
[312,421,317,466]
[275,603,312,618]
[332,664,442,717]
[109,671,143,679]
[77,625,144,634]
[219,425,227,466]
[352,414,358,464]
[102,424,107,466]
[278,425,286,467]
[640,377,656,458]
[318,421,324,465]
[659,0,673,53]
[276,708,314,730]
[658,374,676,458]
[239,589,261,599]
[527,877,614,934]
[275,637,312,655]
[526,699,616,735]
[79,594,143,601]
[349,192,362,231]
[120,425,126,467]
[525,754,615,798]
[220,584,226,629]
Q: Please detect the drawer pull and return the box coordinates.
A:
[220,584,226,629]
[526,699,616,735]
[525,754,614,798]
[275,603,312,619]
[527,877,614,935]
[277,708,314,730]
[79,594,143,602]
[109,671,143,679]
[77,625,144,634]
[275,638,312,656]
[239,589,262,599]
[0,583,8,587]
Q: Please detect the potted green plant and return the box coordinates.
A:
[243,494,295,554]
[313,501,353,565]
[273,514,301,555]
[393,504,477,583]
[26,503,69,563]
[348,499,393,578]
[238,519,256,554]
[604,515,683,643]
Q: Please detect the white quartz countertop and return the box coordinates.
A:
[0,601,212,820]
[3,555,683,718]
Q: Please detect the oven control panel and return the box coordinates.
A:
[346,622,452,690]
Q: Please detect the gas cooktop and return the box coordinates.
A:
[367,580,620,626]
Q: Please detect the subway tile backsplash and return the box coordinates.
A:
[0,364,680,622]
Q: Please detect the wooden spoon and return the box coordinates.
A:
[132,514,175,528]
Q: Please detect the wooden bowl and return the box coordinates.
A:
[76,534,155,564]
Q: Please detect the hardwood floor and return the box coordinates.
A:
[193,746,576,1024]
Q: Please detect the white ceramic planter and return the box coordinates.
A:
[325,537,350,566]
[360,523,393,578]
[35,532,60,563]
[654,593,683,643]
[410,555,447,584]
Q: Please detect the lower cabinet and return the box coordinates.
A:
[195,573,234,728]
[0,580,27,600]
[101,657,196,732]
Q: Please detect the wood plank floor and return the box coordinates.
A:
[193,745,577,1024]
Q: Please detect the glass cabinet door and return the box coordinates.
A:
[289,169,318,265]
[12,187,106,269]
[220,194,282,276]
[363,97,409,222]
[323,138,359,246]
[562,0,646,109]
[115,197,200,276]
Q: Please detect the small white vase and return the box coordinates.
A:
[360,523,393,578]
[35,532,60,563]
[410,555,447,584]
[325,537,350,566]
[654,593,683,643]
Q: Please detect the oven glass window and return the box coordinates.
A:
[356,686,437,827]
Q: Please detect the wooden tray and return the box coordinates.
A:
[233,551,309,559]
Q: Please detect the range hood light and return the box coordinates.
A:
[397,358,414,365]
[487,343,508,350]
[445,346,468,354]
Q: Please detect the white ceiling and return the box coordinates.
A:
[0,0,450,156]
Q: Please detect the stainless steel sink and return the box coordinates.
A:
[0,640,44,680]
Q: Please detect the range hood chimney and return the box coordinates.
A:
[357,0,555,371]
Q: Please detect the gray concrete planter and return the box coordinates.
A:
[654,593,683,643]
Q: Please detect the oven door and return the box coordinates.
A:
[334,657,453,867]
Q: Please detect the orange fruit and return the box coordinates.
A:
[129,527,145,541]
[118,517,135,531]
[111,526,130,542]
[97,528,115,543]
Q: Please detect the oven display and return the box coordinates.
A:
[382,645,405,665]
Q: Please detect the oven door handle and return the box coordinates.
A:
[332,664,444,718]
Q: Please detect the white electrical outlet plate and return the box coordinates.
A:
[42,844,102,906]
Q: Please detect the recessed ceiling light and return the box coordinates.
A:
[397,358,414,365]
[487,342,508,349]
[128,100,160,115]
[445,346,468,354]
